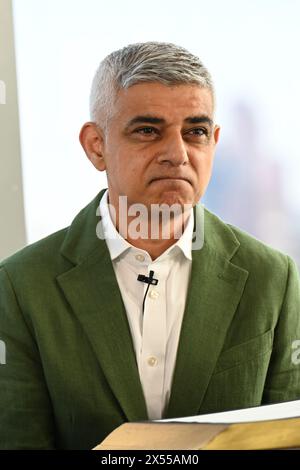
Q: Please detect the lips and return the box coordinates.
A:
[150,176,191,185]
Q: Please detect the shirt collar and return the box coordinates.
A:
[99,189,193,262]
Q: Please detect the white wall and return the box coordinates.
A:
[0,0,26,260]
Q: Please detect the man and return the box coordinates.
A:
[0,41,300,450]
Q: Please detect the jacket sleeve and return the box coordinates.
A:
[262,255,300,405]
[0,266,56,449]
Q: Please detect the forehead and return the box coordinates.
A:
[112,82,214,123]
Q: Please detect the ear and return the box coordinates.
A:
[213,124,221,144]
[79,122,106,171]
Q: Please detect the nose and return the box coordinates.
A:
[156,132,189,166]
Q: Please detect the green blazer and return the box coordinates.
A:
[0,189,300,449]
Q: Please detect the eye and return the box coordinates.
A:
[186,127,208,137]
[134,127,159,135]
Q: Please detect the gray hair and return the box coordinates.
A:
[89,41,215,130]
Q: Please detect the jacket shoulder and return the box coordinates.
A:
[204,208,290,273]
[0,189,107,280]
[228,222,288,267]
[0,227,71,277]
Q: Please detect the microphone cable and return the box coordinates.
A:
[137,270,159,315]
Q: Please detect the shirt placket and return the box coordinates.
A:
[138,262,170,420]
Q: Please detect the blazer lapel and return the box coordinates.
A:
[164,206,249,419]
[57,190,148,422]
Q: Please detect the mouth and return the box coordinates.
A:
[150,177,192,185]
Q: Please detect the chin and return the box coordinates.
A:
[152,193,193,208]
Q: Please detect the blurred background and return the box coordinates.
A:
[1,0,300,268]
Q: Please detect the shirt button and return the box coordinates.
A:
[135,254,145,262]
[148,356,158,367]
[149,290,159,300]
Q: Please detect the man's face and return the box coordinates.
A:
[97,82,220,209]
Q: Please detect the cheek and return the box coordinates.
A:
[107,151,143,187]
[193,151,214,178]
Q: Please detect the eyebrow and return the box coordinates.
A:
[124,114,214,130]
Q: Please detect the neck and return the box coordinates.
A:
[108,199,191,260]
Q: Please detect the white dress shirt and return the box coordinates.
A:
[99,190,193,419]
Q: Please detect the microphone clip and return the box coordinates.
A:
[137,270,158,286]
